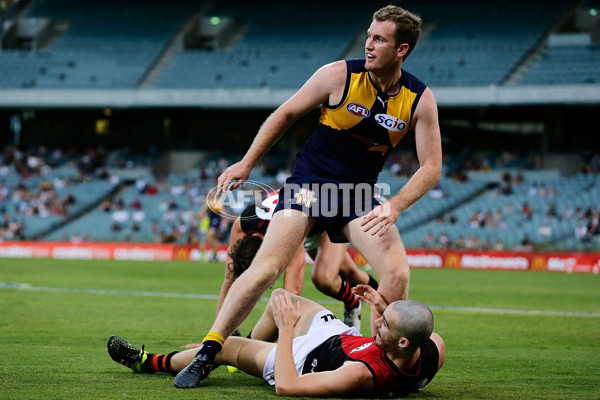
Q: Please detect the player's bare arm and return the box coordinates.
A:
[361,87,442,236]
[391,87,442,213]
[271,293,373,397]
[217,61,347,195]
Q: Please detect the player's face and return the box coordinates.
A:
[373,308,398,350]
[365,20,402,72]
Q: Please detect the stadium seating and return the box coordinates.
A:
[400,173,600,250]
[387,0,574,86]
[0,0,200,88]
[1,0,592,89]
[514,43,600,85]
[154,2,373,89]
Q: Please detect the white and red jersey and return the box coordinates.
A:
[301,335,439,397]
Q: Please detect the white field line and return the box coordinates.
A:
[2,282,599,318]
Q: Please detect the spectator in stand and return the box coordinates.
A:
[448,213,457,224]
[493,240,504,251]
[130,198,143,211]
[453,235,466,249]
[546,204,558,219]
[465,235,480,250]
[111,204,129,224]
[483,211,495,228]
[428,183,445,199]
[439,231,451,249]
[422,232,436,248]
[528,183,538,197]
[521,202,533,220]
[468,209,483,228]
[503,201,515,215]
[562,205,574,220]
[493,208,504,227]
[498,170,513,195]
[519,235,533,252]
[575,222,588,241]
[537,183,547,197]
[537,221,552,239]
[514,171,524,186]
[583,214,600,242]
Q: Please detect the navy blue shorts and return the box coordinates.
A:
[272,179,385,243]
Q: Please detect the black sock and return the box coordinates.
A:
[335,279,359,310]
[195,340,222,363]
[368,274,379,290]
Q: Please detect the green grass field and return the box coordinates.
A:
[1,258,599,400]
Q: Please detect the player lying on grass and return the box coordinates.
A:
[216,195,379,330]
[107,285,445,398]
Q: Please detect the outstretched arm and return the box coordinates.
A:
[216,61,347,195]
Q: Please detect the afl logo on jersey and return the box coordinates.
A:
[347,103,371,118]
[375,114,407,132]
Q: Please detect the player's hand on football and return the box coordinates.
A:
[360,202,400,237]
[352,284,387,319]
[216,161,252,195]
[271,293,301,333]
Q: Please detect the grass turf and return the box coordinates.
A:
[0,258,599,399]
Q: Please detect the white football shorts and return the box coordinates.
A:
[262,309,361,385]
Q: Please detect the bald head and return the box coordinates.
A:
[389,300,434,349]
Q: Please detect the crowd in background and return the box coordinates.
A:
[1,145,599,251]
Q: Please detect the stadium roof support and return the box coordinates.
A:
[1,85,600,108]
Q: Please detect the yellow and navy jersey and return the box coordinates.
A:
[290,58,427,184]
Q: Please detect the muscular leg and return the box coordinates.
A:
[310,234,347,296]
[172,288,325,376]
[283,245,307,295]
[311,234,371,295]
[344,220,409,335]
[170,337,275,378]
[209,210,314,340]
[338,251,371,287]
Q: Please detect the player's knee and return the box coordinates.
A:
[254,266,280,288]
[249,253,287,287]
[311,273,333,292]
[394,268,410,284]
[382,267,410,291]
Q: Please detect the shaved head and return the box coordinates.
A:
[389,300,434,349]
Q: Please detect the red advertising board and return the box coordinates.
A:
[0,241,598,273]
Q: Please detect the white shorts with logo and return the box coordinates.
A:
[262,309,361,385]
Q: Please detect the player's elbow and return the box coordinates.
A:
[275,382,299,397]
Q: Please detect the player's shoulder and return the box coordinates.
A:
[309,60,349,92]
[316,60,349,78]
